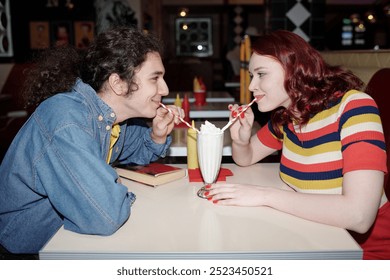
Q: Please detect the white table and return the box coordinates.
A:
[163,91,234,119]
[189,102,232,119]
[163,91,235,104]
[168,120,260,157]
[39,163,362,260]
[224,82,240,88]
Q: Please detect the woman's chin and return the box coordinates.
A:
[257,104,273,113]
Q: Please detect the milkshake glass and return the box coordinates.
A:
[196,124,224,198]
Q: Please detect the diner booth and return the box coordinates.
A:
[3,0,389,161]
[0,0,390,261]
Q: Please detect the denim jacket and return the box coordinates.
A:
[0,79,171,253]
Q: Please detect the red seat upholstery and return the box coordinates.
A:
[365,68,390,199]
[0,63,33,162]
[0,63,33,113]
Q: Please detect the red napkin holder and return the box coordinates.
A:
[188,168,233,182]
[174,122,189,128]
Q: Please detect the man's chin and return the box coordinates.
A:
[144,111,157,119]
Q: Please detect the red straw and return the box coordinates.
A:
[159,102,200,133]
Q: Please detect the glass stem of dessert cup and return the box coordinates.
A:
[196,131,224,199]
[197,181,217,199]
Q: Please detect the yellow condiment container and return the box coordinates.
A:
[187,120,199,169]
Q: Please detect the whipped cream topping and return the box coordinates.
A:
[199,120,221,134]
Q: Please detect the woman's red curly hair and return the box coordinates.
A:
[251,30,364,137]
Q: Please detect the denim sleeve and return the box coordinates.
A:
[118,119,172,165]
[34,124,135,236]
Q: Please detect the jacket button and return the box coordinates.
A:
[98,115,103,121]
[110,112,115,118]
[105,125,111,131]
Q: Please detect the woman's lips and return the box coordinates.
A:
[254,95,264,102]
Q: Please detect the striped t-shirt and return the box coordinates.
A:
[257,90,387,194]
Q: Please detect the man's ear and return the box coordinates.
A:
[108,73,127,96]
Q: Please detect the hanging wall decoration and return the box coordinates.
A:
[0,0,13,57]
[94,0,138,34]
[50,21,73,47]
[269,0,325,48]
[175,17,213,57]
[29,21,50,50]
[74,21,95,49]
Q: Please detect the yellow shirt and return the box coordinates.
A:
[106,124,120,163]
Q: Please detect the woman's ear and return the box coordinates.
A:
[108,73,128,96]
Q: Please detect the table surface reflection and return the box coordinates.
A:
[39,163,362,260]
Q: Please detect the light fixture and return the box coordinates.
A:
[349,13,360,24]
[179,7,189,17]
[46,0,59,7]
[46,0,74,9]
[356,21,366,32]
[365,11,376,23]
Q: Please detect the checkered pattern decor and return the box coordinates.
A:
[269,0,325,49]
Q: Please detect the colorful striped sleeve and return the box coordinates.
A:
[257,121,283,150]
[339,91,387,174]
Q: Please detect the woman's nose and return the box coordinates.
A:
[248,79,256,92]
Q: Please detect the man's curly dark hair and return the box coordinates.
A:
[22,27,163,109]
[23,46,81,108]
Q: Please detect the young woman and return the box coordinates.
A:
[207,30,389,259]
[0,27,183,254]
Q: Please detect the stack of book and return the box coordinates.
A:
[115,162,186,186]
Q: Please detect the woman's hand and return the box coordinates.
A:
[205,183,274,207]
[228,104,255,146]
[151,105,184,144]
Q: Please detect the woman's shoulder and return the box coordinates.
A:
[336,89,379,119]
[341,89,374,103]
[313,90,376,122]
[337,89,376,111]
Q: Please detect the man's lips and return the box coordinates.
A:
[152,100,161,106]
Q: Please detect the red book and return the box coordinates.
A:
[115,163,187,186]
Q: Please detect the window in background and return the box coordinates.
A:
[175,17,213,57]
[341,14,367,48]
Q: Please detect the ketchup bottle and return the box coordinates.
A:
[182,93,191,122]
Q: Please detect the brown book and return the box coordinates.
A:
[115,163,187,186]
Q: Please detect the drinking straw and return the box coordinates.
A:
[221,98,257,132]
[159,102,200,133]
